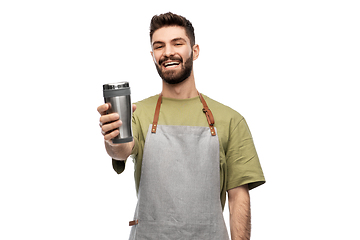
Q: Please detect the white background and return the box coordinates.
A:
[1,0,359,239]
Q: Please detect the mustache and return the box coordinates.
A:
[158,56,183,65]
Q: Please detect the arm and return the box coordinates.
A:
[97,103,136,160]
[228,184,251,240]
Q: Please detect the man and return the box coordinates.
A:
[97,12,265,240]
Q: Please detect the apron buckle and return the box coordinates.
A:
[202,107,216,136]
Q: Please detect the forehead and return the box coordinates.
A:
[151,26,190,44]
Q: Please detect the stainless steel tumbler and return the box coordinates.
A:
[103,82,133,144]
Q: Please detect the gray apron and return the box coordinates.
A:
[129,94,229,240]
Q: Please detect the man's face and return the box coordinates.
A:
[151,26,197,84]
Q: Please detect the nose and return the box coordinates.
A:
[163,45,175,57]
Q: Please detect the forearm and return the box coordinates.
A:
[105,139,134,160]
[228,185,251,240]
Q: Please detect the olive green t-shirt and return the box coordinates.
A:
[112,94,265,210]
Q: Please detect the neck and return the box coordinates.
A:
[161,71,198,99]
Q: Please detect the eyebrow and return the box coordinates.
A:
[152,37,187,46]
[152,41,164,46]
[171,37,187,43]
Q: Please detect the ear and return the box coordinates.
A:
[192,44,200,61]
[150,51,156,63]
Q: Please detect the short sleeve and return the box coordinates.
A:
[226,117,265,190]
[112,158,126,174]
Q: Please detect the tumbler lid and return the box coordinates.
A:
[103,82,129,90]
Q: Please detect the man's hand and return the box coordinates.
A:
[97,103,137,160]
[228,184,251,240]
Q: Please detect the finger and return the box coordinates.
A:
[99,113,120,125]
[104,130,120,141]
[101,120,122,133]
[132,104,137,113]
[97,103,110,116]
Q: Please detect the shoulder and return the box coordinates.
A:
[202,94,244,124]
[134,94,159,115]
[132,94,159,123]
[134,94,159,108]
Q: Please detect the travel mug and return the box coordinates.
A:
[103,82,133,144]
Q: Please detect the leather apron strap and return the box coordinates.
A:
[151,93,216,136]
[151,93,163,134]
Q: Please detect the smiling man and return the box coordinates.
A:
[152,27,195,85]
[97,12,265,240]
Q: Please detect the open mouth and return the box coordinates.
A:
[162,60,181,69]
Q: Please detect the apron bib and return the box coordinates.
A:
[129,94,229,240]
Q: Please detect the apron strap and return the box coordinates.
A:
[129,219,139,226]
[199,93,216,136]
[151,93,216,136]
[151,93,162,133]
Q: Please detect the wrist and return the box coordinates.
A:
[105,139,134,160]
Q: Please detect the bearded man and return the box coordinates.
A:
[97,12,265,240]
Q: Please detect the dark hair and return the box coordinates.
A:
[150,12,195,47]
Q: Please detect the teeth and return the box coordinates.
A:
[164,62,180,67]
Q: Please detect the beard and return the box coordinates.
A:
[155,52,193,85]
